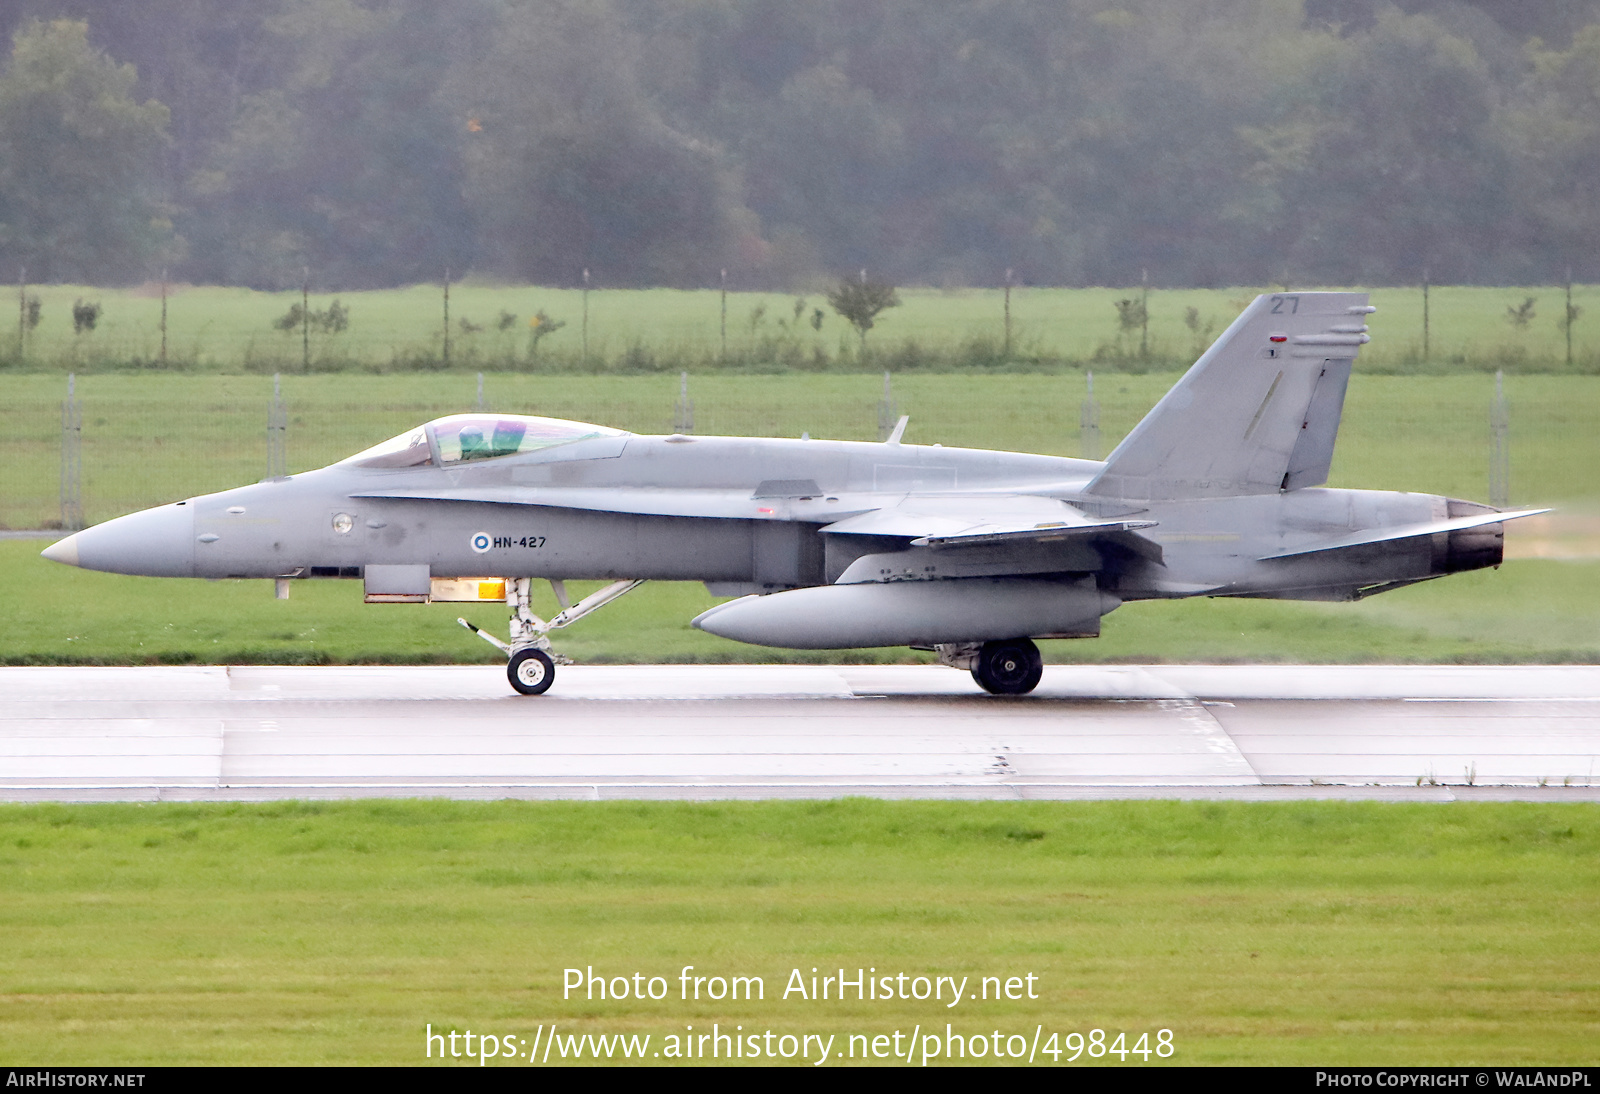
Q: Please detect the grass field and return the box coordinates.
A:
[2,282,1598,374]
[1,800,1596,1065]
[4,540,1595,666]
[3,372,1596,529]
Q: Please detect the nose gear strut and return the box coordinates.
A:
[459,577,644,695]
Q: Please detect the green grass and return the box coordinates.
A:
[0,800,1596,1065]
[3,283,1598,374]
[3,372,1596,529]
[5,540,1595,666]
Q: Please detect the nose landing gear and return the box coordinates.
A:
[459,577,644,695]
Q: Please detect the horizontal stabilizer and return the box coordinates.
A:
[1258,508,1550,560]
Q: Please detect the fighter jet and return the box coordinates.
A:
[41,292,1545,696]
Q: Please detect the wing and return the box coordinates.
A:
[820,494,1154,545]
[353,485,1162,582]
[349,484,1157,544]
[820,495,1160,583]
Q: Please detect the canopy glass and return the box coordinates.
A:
[343,414,626,468]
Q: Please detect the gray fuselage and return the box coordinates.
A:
[80,432,1484,606]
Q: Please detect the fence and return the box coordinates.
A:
[3,370,1595,531]
[4,283,1599,377]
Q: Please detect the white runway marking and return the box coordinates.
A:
[1,664,1599,802]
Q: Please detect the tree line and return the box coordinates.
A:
[2,0,1600,291]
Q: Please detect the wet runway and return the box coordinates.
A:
[3,664,1599,802]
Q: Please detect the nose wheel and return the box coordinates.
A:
[971,638,1043,695]
[508,648,555,695]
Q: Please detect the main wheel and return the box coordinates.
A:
[971,638,1043,695]
[507,648,555,695]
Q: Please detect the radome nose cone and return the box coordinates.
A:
[62,503,196,577]
[40,534,81,567]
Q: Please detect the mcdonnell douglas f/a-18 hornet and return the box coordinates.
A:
[42,292,1547,696]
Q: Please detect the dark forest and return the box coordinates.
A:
[2,0,1599,289]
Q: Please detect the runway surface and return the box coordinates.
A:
[4,663,1600,802]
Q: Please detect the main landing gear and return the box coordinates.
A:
[937,638,1045,695]
[459,577,644,695]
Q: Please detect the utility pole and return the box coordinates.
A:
[1080,371,1101,461]
[1003,267,1013,359]
[301,268,310,372]
[476,371,486,411]
[720,268,728,365]
[17,266,24,362]
[159,268,168,367]
[61,373,83,531]
[442,267,451,369]
[581,268,590,367]
[1490,369,1510,508]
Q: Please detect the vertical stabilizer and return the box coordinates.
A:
[1086,292,1371,500]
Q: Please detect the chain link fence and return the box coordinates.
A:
[2,370,1595,531]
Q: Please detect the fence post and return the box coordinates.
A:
[159,267,168,367]
[876,371,897,441]
[1139,268,1149,361]
[1003,267,1013,359]
[1080,370,1101,461]
[1422,268,1430,364]
[267,372,287,480]
[1489,369,1509,508]
[476,371,486,411]
[60,373,83,531]
[673,371,694,434]
[1566,267,1575,370]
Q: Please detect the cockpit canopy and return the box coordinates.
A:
[343,414,627,468]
